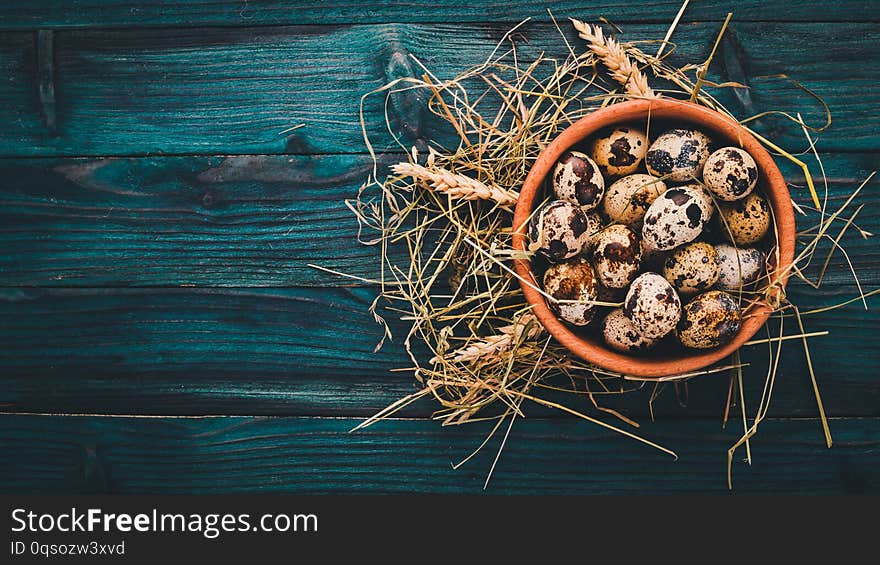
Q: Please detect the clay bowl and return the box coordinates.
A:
[512,98,794,378]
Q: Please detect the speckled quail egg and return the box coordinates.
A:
[589,127,648,178]
[602,174,667,226]
[715,243,766,290]
[641,185,714,251]
[703,147,758,201]
[542,257,599,326]
[645,128,712,182]
[552,150,606,210]
[529,200,591,262]
[602,308,657,353]
[624,272,682,339]
[663,242,720,295]
[592,225,642,289]
[719,192,771,245]
[676,290,743,349]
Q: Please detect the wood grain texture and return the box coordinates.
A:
[0,22,877,157]
[0,287,412,416]
[1,2,878,497]
[1,1,878,29]
[1,415,876,494]
[0,153,876,287]
[0,286,877,417]
[0,153,408,286]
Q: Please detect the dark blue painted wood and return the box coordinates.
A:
[0,22,877,157]
[0,286,876,418]
[1,1,877,28]
[1,415,876,494]
[0,2,878,495]
[0,154,408,286]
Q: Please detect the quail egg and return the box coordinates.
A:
[641,185,714,251]
[602,174,667,226]
[703,147,758,201]
[645,128,712,182]
[715,244,766,290]
[552,150,606,210]
[542,257,600,326]
[592,224,642,289]
[676,290,743,349]
[602,308,657,353]
[663,242,720,295]
[529,200,591,262]
[589,127,648,178]
[719,192,771,245]
[624,272,682,339]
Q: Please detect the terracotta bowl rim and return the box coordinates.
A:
[511,98,795,378]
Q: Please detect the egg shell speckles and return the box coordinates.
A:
[663,242,720,294]
[528,200,591,262]
[602,174,666,226]
[645,128,712,182]
[715,244,766,290]
[676,290,743,349]
[703,147,758,201]
[542,257,599,326]
[719,192,771,245]
[624,272,682,339]
[589,127,648,178]
[602,308,657,353]
[552,151,606,210]
[641,185,713,251]
[686,183,716,221]
[592,225,642,289]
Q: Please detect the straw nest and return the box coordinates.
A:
[317,4,877,488]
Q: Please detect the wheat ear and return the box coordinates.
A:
[431,313,544,365]
[570,18,659,99]
[392,162,518,206]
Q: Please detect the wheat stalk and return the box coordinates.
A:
[431,313,545,365]
[391,162,519,206]
[570,18,659,99]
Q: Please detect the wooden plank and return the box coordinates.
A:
[0,287,414,416]
[1,1,878,29]
[0,286,877,417]
[0,153,409,287]
[0,414,876,494]
[0,152,876,287]
[0,22,877,157]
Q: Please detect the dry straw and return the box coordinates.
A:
[390,162,518,206]
[429,312,544,365]
[571,18,659,99]
[322,4,877,489]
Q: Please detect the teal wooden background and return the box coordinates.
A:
[1,1,879,494]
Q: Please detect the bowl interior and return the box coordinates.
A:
[512,98,794,378]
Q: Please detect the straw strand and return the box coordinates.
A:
[391,162,519,206]
[570,18,659,99]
